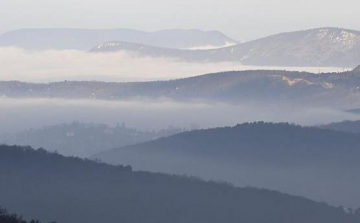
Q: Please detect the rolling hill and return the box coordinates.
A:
[1,67,360,107]
[1,145,358,223]
[92,122,360,208]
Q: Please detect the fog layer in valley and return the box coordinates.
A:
[0,47,349,83]
[0,98,358,134]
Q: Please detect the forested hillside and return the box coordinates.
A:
[93,122,360,208]
[1,67,360,107]
[0,145,358,223]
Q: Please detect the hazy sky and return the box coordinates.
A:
[1,0,359,41]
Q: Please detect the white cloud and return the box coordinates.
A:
[0,98,358,134]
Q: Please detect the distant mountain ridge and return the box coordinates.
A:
[0,28,237,51]
[91,27,360,67]
[92,122,360,208]
[223,27,360,67]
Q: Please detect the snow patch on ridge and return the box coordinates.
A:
[281,76,315,86]
[316,28,358,46]
[97,42,124,49]
[183,41,237,50]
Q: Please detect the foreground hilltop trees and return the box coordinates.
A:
[0,206,57,223]
[0,145,358,223]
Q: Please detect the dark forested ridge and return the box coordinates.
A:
[92,122,360,208]
[0,121,182,157]
[1,66,360,107]
[0,145,359,223]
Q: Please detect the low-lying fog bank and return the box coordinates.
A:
[0,98,358,134]
[0,47,350,83]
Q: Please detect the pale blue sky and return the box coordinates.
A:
[1,0,359,41]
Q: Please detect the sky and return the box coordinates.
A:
[0,0,359,41]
